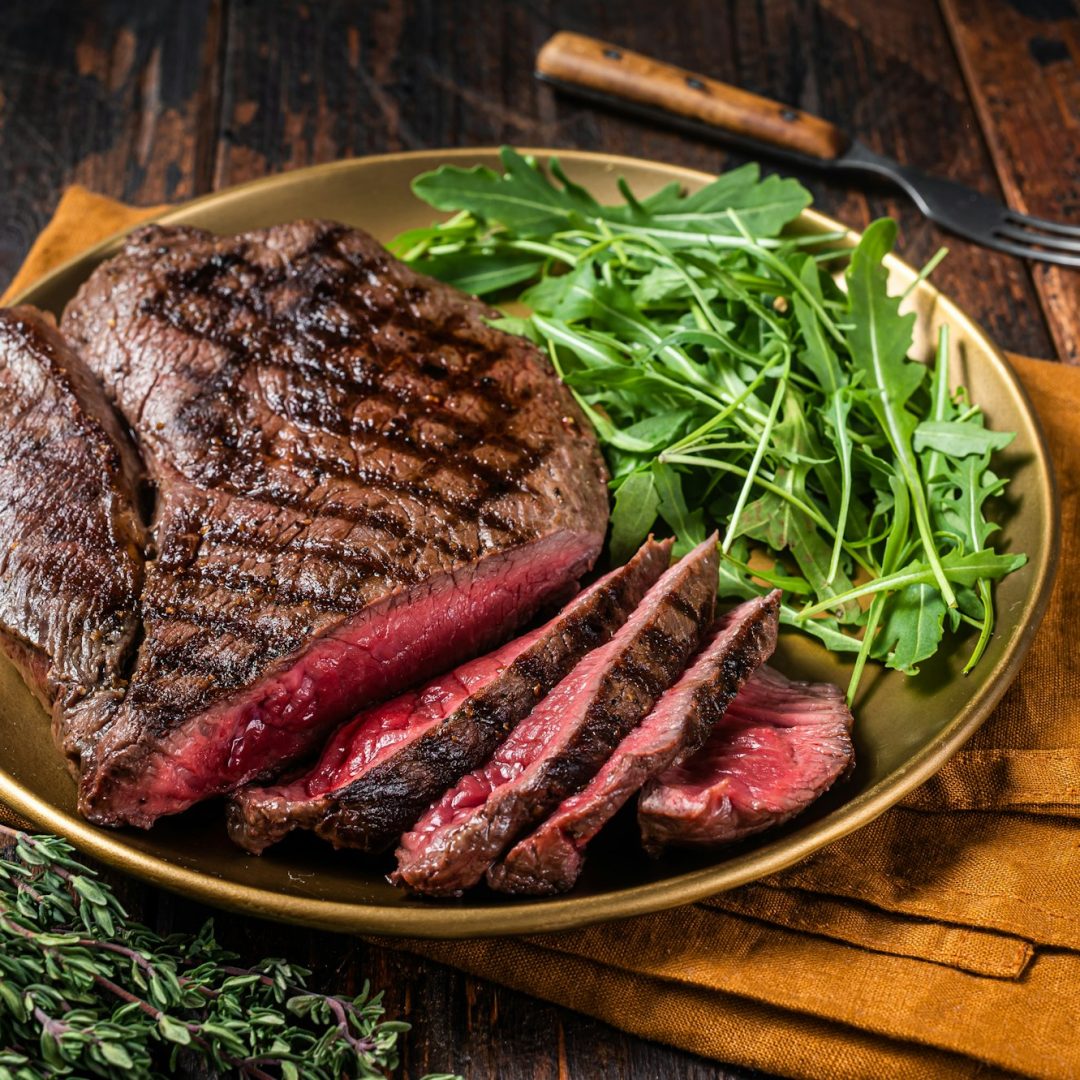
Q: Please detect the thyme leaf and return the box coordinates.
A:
[0,827,458,1080]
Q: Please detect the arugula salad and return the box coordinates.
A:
[391,148,1026,703]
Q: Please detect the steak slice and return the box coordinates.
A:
[638,665,854,853]
[488,591,780,895]
[59,221,609,827]
[0,307,144,771]
[226,538,672,855]
[393,534,719,897]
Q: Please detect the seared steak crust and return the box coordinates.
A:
[488,591,780,895]
[54,220,608,825]
[393,535,719,897]
[227,539,672,855]
[0,307,144,769]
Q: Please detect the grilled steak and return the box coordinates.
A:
[226,538,672,854]
[638,665,854,853]
[0,307,144,771]
[393,534,719,897]
[54,220,609,827]
[489,591,780,895]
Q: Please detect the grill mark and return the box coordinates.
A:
[157,557,410,610]
[614,628,680,699]
[219,349,538,474]
[142,227,515,415]
[130,644,272,703]
[640,624,678,658]
[251,331,510,418]
[270,394,546,500]
[191,519,425,576]
[137,233,553,546]
[281,446,535,527]
[141,598,309,650]
[177,479,474,563]
[666,591,700,624]
[193,402,536,548]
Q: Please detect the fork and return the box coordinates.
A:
[536,32,1080,268]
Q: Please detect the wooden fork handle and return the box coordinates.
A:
[536,32,849,162]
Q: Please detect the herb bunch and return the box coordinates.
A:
[0,826,456,1080]
[394,148,1026,702]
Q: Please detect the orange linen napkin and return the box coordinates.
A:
[5,189,1079,1080]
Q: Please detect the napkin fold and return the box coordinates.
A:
[4,188,1077,1080]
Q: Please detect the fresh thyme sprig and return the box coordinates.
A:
[0,825,458,1080]
[394,148,1026,703]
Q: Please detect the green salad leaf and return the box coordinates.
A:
[394,147,1027,704]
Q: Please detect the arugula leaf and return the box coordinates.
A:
[399,148,1026,703]
[610,470,660,564]
[847,219,954,607]
[784,610,864,654]
[913,420,1015,458]
[872,583,947,674]
[619,409,695,452]
[794,256,854,584]
[933,447,1022,672]
[633,264,719,306]
[409,247,543,295]
[653,462,707,557]
[937,453,1008,551]
[616,163,812,237]
[411,149,603,236]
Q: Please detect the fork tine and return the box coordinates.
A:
[1002,209,1080,239]
[981,234,1080,268]
[995,221,1080,254]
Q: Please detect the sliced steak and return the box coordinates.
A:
[393,534,719,897]
[638,665,854,853]
[58,221,609,827]
[489,591,780,895]
[0,307,144,771]
[226,538,672,854]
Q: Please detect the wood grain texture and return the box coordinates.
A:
[0,1,1075,1076]
[203,0,1061,358]
[0,1,222,278]
[940,0,1080,363]
[535,31,851,159]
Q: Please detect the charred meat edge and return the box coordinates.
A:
[226,538,673,854]
[393,534,720,897]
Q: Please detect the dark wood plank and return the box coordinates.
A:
[940,0,1080,363]
[210,0,1054,359]
[0,0,224,290]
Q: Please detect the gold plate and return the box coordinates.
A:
[0,149,1058,938]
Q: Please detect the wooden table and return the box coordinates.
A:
[0,2,1076,1076]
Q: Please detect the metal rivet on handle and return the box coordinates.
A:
[780,108,799,122]
[686,76,706,91]
[603,48,622,59]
